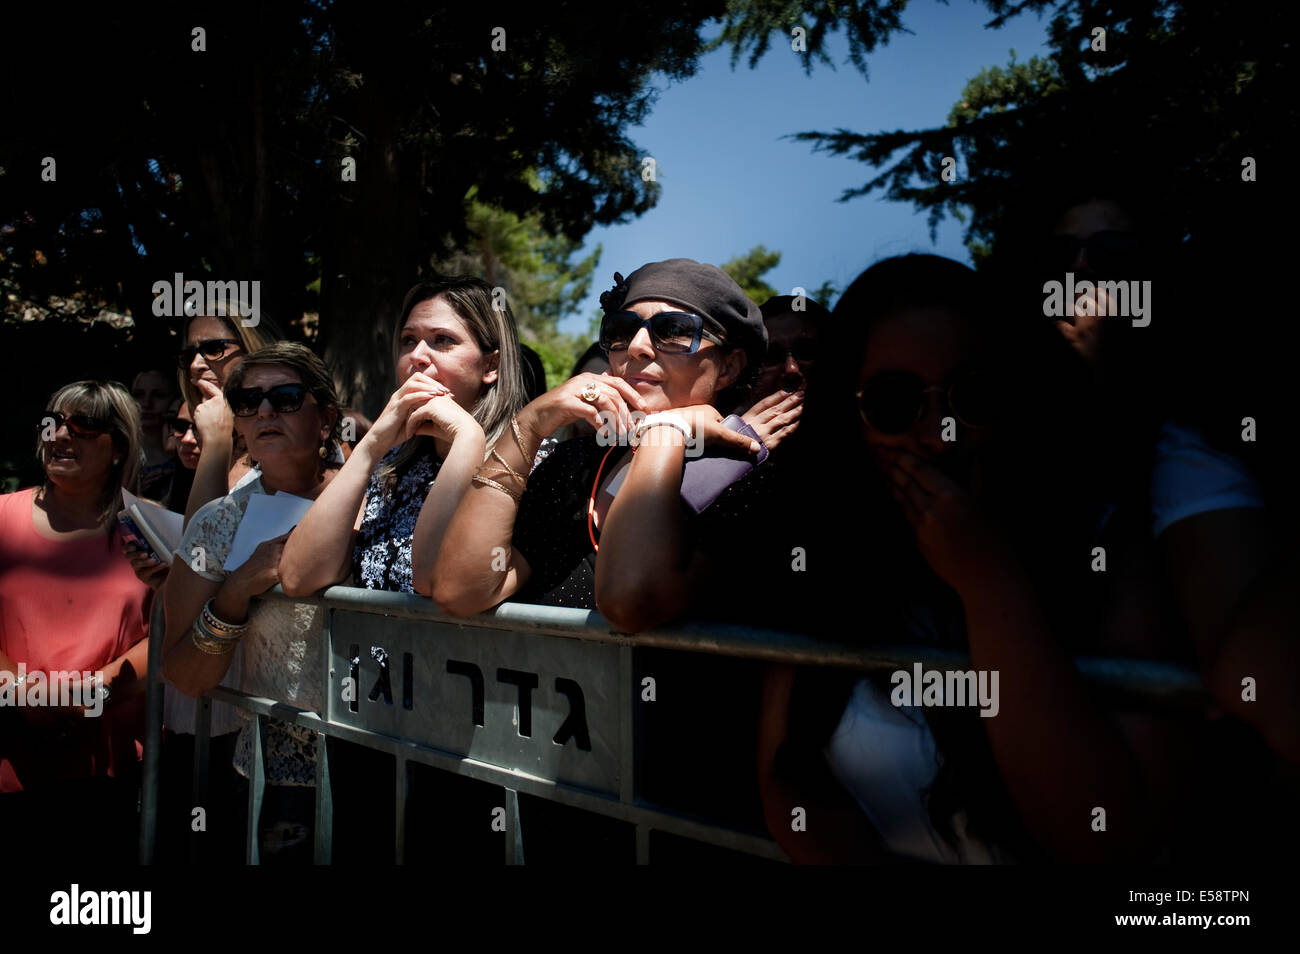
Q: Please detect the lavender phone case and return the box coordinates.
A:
[679,414,768,514]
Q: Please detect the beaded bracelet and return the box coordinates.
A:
[201,598,247,636]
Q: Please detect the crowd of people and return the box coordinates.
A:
[1,182,1297,865]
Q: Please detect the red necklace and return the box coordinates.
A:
[588,445,633,552]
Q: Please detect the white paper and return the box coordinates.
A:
[224,492,314,572]
[121,489,185,556]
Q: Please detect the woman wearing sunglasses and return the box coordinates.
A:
[757,254,1193,864]
[432,258,767,632]
[0,381,150,858]
[177,302,282,525]
[129,396,245,862]
[120,400,201,589]
[162,344,341,846]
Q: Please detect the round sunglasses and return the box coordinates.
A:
[39,410,111,439]
[855,370,1001,434]
[599,310,725,355]
[178,338,242,368]
[226,383,314,417]
[763,338,817,366]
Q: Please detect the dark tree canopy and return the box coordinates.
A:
[0,1,732,417]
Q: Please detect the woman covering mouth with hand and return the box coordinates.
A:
[176,303,282,525]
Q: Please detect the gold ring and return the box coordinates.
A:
[579,383,601,404]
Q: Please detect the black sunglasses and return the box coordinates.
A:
[599,310,725,355]
[855,370,1001,435]
[165,416,195,438]
[764,338,817,366]
[1046,231,1145,275]
[178,338,242,368]
[226,383,313,417]
[40,410,111,439]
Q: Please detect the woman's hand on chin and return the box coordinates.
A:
[403,392,482,444]
[366,373,451,453]
[742,387,804,452]
[880,447,1014,591]
[519,371,645,444]
[193,378,234,447]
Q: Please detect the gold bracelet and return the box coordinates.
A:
[471,473,521,503]
[510,417,533,468]
[195,610,245,649]
[191,626,238,655]
[488,448,529,486]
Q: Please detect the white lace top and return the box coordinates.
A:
[176,476,325,786]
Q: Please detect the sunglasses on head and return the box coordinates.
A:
[178,338,242,368]
[1047,231,1144,275]
[165,416,196,438]
[855,369,1001,435]
[40,410,111,439]
[226,383,313,417]
[599,310,725,355]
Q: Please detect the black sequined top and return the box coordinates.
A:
[513,434,796,612]
[353,441,443,593]
[513,437,630,608]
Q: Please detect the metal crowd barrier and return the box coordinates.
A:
[138,586,1209,865]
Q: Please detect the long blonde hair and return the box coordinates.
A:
[176,301,282,409]
[35,380,144,526]
[374,276,528,488]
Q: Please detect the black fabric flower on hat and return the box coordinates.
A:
[598,271,628,315]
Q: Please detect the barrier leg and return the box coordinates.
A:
[504,787,524,865]
[190,697,212,864]
[138,599,166,865]
[314,732,333,864]
[246,715,266,865]
[395,757,408,865]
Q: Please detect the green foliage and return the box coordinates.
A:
[769,0,1295,257]
[708,0,913,76]
[431,181,601,386]
[431,179,603,389]
[0,2,718,410]
[721,245,839,309]
[721,244,782,305]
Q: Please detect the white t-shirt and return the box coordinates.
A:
[823,600,1008,864]
[1149,421,1265,537]
[163,673,244,737]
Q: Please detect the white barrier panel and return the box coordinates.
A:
[328,612,624,795]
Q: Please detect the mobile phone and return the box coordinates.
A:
[118,517,162,563]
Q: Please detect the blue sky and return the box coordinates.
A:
[560,0,1052,336]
